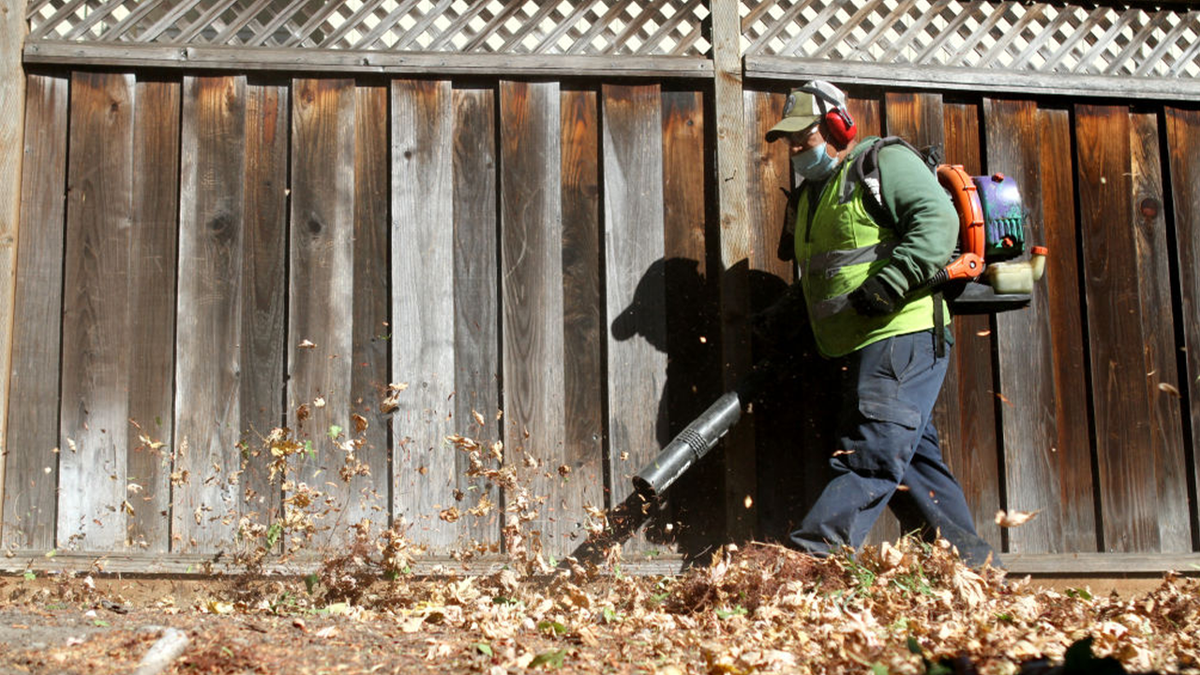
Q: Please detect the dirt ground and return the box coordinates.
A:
[0,575,575,675]
[0,542,1197,675]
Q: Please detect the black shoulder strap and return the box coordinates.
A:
[840,137,942,229]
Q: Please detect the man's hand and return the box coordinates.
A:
[849,276,900,317]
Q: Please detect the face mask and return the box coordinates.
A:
[792,142,839,181]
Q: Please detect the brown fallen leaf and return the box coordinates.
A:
[1159,382,1182,397]
[995,508,1040,527]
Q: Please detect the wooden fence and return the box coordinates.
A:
[6,67,1200,573]
[6,0,1200,574]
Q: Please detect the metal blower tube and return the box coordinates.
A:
[632,391,744,498]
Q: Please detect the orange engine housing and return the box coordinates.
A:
[936,164,987,282]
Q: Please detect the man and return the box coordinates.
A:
[765,80,998,568]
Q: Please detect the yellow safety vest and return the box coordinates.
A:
[794,157,945,358]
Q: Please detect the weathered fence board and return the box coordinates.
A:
[174,75,248,552]
[984,98,1062,554]
[58,71,135,550]
[559,87,605,540]
[391,79,457,550]
[499,80,571,557]
[1035,107,1097,553]
[742,90,793,544]
[239,80,289,528]
[735,88,810,542]
[603,83,667,553]
[1077,104,1189,552]
[2,74,68,550]
[661,88,722,555]
[346,83,391,528]
[1165,106,1200,542]
[1075,106,1145,564]
[1129,111,1190,553]
[452,85,501,547]
[0,0,25,533]
[126,77,180,552]
[714,1,754,542]
[940,101,1004,553]
[289,77,356,539]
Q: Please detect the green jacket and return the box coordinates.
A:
[794,137,957,357]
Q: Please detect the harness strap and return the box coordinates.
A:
[933,291,946,358]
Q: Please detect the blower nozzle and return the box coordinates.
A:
[632,391,744,499]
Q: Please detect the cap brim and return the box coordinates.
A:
[765,114,820,141]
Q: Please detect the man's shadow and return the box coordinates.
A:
[573,257,839,564]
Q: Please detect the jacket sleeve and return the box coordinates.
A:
[872,144,958,296]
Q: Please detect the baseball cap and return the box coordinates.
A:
[765,80,848,141]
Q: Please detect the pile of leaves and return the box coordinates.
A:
[134,534,1191,675]
[12,387,1200,674]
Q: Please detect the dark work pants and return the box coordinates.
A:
[789,330,999,568]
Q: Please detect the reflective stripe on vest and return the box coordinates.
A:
[806,241,897,280]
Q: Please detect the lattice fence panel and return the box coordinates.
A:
[742,0,1200,78]
[26,0,712,56]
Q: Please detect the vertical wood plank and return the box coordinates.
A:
[452,85,501,547]
[603,83,667,555]
[942,102,1003,552]
[1166,106,1200,544]
[239,80,288,527]
[59,71,135,551]
[744,89,801,542]
[1037,108,1097,553]
[1129,111,1189,552]
[984,98,1062,553]
[845,95,881,140]
[126,77,180,552]
[1075,105,1153,552]
[1075,102,1147,550]
[560,87,605,538]
[349,84,391,528]
[499,80,570,557]
[2,74,68,550]
[884,91,945,148]
[0,0,28,523]
[289,78,356,537]
[174,75,247,552]
[661,88,722,554]
[392,79,457,550]
[1077,104,1189,552]
[712,2,755,541]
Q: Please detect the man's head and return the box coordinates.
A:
[765,80,856,150]
[767,80,856,181]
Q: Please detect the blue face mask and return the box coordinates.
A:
[792,142,839,181]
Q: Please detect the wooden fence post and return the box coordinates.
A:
[710,0,756,541]
[0,0,27,529]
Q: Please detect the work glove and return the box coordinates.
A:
[849,276,900,317]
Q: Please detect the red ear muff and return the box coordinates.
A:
[822,108,856,148]
[799,84,856,149]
